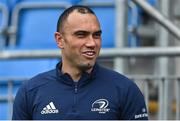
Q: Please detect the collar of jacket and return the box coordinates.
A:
[55,61,99,87]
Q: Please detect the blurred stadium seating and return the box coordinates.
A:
[9,1,71,48]
[0,0,9,49]
[0,80,21,119]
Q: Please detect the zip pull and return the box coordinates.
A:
[74,82,78,93]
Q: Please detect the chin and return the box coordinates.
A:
[80,62,95,71]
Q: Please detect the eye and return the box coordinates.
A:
[74,31,88,38]
[93,31,102,39]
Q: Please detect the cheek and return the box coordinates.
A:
[71,40,85,49]
[98,41,101,47]
[96,40,101,49]
[65,42,83,55]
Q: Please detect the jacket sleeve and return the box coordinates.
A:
[12,82,32,120]
[120,81,149,120]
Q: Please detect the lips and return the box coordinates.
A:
[82,51,96,59]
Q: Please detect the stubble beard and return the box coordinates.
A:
[78,60,95,72]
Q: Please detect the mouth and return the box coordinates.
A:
[82,51,96,59]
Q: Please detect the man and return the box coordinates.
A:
[12,5,148,120]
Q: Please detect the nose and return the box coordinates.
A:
[85,35,96,48]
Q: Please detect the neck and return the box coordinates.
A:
[62,65,81,81]
[61,63,93,81]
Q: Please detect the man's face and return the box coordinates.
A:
[58,11,102,71]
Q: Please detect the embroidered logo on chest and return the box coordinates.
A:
[91,99,110,114]
[41,102,59,114]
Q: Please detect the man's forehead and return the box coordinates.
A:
[67,10,98,22]
[64,11,100,31]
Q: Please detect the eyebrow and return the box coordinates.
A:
[73,30,102,35]
[94,30,102,34]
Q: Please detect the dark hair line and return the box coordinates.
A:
[56,5,96,33]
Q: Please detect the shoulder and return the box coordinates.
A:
[21,69,57,92]
[97,65,141,95]
[97,65,134,85]
[12,69,58,119]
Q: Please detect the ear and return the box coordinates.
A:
[54,32,64,49]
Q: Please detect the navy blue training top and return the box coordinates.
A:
[12,62,148,120]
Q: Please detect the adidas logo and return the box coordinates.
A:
[41,102,59,114]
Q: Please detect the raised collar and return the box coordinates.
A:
[55,61,99,86]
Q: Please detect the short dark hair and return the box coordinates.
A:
[56,5,96,33]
